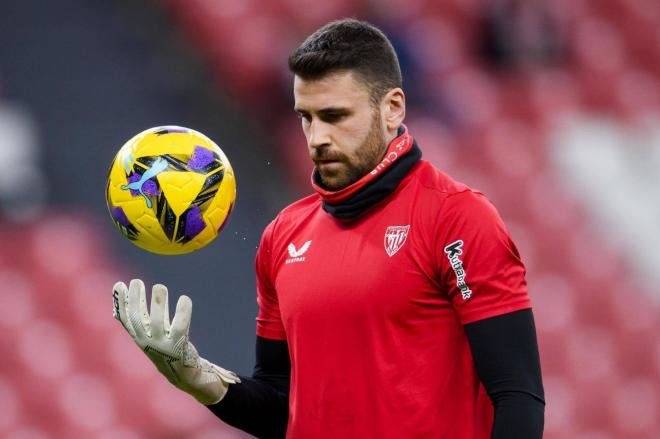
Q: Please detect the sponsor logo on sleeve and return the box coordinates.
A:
[444,240,472,300]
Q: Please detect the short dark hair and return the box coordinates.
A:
[288,19,402,105]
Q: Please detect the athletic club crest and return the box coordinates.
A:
[384,225,410,257]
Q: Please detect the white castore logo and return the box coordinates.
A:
[286,240,311,264]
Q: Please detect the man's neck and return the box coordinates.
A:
[375,126,402,163]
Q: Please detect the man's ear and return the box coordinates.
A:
[382,88,406,133]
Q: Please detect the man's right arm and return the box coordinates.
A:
[208,336,290,439]
[213,217,290,438]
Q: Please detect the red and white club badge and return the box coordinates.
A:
[384,225,410,257]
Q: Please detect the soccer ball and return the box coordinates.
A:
[106,126,236,255]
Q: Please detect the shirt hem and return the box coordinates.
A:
[256,326,287,341]
[460,302,532,325]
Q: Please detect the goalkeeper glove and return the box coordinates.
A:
[112,279,240,405]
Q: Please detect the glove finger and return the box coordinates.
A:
[212,363,242,384]
[138,281,151,334]
[112,281,126,321]
[150,284,169,339]
[163,289,171,334]
[112,281,136,337]
[128,279,150,339]
[170,294,192,340]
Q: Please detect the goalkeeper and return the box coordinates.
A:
[114,19,544,438]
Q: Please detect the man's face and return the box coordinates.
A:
[294,71,387,190]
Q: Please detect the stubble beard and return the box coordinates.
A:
[316,110,387,191]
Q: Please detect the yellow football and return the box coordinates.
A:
[106,126,236,255]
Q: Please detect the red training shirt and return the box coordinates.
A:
[255,134,531,438]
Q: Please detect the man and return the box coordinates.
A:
[113,19,545,438]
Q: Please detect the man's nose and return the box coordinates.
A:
[308,120,331,149]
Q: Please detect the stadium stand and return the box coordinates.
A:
[0,218,251,437]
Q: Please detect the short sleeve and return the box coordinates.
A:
[255,219,287,340]
[438,191,531,324]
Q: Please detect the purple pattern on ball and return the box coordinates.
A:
[185,205,205,239]
[127,173,141,196]
[142,179,160,197]
[111,207,131,227]
[188,146,214,170]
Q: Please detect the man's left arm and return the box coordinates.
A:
[465,308,545,439]
[437,190,545,436]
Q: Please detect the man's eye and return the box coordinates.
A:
[322,114,343,123]
[298,113,311,124]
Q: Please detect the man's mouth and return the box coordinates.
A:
[317,160,343,171]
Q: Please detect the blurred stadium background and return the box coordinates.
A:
[1,0,659,437]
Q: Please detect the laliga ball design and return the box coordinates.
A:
[106,126,236,255]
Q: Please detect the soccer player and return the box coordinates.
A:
[113,19,545,438]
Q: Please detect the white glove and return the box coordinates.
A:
[112,279,240,405]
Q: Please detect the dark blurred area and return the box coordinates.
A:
[1,0,659,437]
